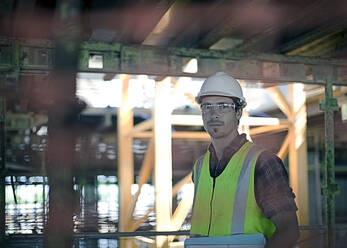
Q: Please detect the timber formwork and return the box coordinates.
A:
[1,36,347,247]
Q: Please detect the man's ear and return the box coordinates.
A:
[236,108,242,120]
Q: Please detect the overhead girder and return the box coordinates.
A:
[1,38,347,86]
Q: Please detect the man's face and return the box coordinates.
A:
[200,96,241,139]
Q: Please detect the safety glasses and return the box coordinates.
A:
[200,102,236,114]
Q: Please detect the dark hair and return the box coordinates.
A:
[231,97,244,111]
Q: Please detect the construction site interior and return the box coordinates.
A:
[1,0,347,247]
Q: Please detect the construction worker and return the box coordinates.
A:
[189,72,299,248]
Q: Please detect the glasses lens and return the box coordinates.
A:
[201,103,235,113]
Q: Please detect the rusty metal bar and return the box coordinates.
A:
[320,78,339,247]
[1,38,347,85]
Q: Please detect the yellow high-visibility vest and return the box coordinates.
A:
[190,142,276,240]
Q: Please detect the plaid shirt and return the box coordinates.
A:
[200,133,297,218]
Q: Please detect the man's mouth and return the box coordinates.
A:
[208,121,223,126]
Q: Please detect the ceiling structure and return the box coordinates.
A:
[1,0,347,56]
[1,0,347,175]
[1,1,347,241]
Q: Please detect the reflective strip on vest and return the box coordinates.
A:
[193,155,204,207]
[231,145,262,234]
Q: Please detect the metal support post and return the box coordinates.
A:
[319,78,339,248]
[0,97,5,245]
[44,1,82,248]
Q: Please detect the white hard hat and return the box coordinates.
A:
[196,72,247,108]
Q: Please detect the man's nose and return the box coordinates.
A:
[210,107,221,117]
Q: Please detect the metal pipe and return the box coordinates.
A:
[320,78,339,247]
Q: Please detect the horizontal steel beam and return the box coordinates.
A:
[1,37,347,85]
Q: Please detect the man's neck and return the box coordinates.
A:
[211,130,239,161]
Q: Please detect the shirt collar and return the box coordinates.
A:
[208,133,248,161]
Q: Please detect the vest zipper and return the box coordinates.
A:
[208,158,221,236]
[207,177,216,236]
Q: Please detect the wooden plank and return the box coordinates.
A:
[142,2,177,46]
[118,74,134,245]
[288,83,309,225]
[127,173,194,233]
[174,115,288,127]
[172,132,209,140]
[134,236,155,248]
[134,125,291,139]
[249,124,289,136]
[241,116,289,126]
[267,86,293,119]
[168,185,194,243]
[132,131,210,140]
[127,138,154,228]
[171,115,203,126]
[154,77,172,248]
[128,208,153,232]
[184,93,200,108]
[172,173,193,198]
[277,133,290,160]
[125,119,153,136]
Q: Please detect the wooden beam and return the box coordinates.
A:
[171,115,202,126]
[267,86,293,119]
[142,2,177,46]
[241,116,289,126]
[126,138,154,228]
[133,131,210,140]
[118,74,134,248]
[286,29,344,56]
[249,124,289,136]
[154,77,172,248]
[184,93,200,108]
[172,173,193,198]
[172,132,209,140]
[134,125,290,139]
[126,119,153,136]
[288,83,309,225]
[163,115,289,127]
[168,185,194,243]
[277,133,290,160]
[281,27,343,54]
[127,171,193,232]
[128,208,153,232]
[170,195,193,231]
[171,115,289,127]
[132,132,153,139]
[134,236,155,248]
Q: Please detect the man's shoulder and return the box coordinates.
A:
[255,149,287,174]
[257,149,281,161]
